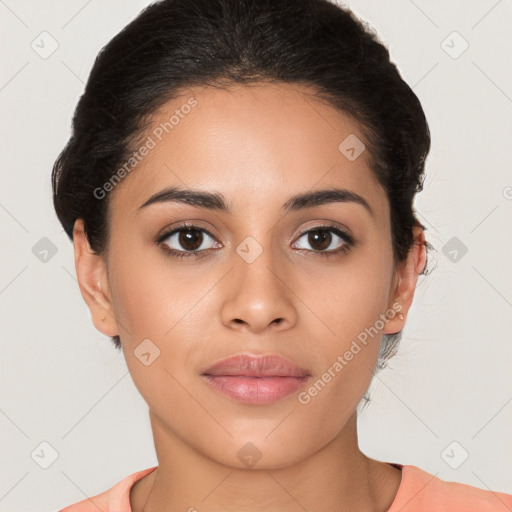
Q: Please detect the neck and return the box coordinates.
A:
[132,411,402,512]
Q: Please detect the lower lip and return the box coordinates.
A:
[202,375,309,405]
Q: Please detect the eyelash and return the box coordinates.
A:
[156,221,355,260]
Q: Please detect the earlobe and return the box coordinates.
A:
[383,226,426,335]
[73,219,119,337]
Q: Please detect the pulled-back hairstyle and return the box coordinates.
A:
[52,0,432,371]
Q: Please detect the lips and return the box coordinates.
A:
[202,354,310,378]
[201,354,311,405]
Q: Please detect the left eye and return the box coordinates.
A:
[292,227,351,253]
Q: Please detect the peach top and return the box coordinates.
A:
[58,463,512,511]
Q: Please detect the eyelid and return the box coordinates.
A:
[157,220,353,241]
[294,221,355,244]
[156,220,221,242]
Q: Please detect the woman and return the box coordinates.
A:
[52,0,512,510]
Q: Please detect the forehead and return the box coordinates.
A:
[109,82,388,221]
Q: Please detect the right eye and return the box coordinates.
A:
[157,224,222,259]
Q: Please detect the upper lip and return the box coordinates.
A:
[201,353,310,378]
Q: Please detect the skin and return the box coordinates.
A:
[73,82,426,512]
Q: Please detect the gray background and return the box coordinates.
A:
[1,0,511,510]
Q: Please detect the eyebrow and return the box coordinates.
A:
[138,186,373,217]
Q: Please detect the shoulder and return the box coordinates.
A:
[57,466,158,512]
[389,464,512,512]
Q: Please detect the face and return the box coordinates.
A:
[75,82,421,469]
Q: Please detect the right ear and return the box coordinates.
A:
[72,219,119,337]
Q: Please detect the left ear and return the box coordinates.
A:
[383,225,427,335]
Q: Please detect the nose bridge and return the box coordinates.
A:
[220,231,297,332]
[237,235,282,290]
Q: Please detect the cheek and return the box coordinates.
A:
[107,240,214,393]
[107,244,206,410]
[303,240,394,344]
[107,240,207,341]
[297,236,394,403]
[292,258,392,439]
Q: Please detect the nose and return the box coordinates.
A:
[220,245,298,334]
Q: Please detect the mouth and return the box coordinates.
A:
[201,353,311,405]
